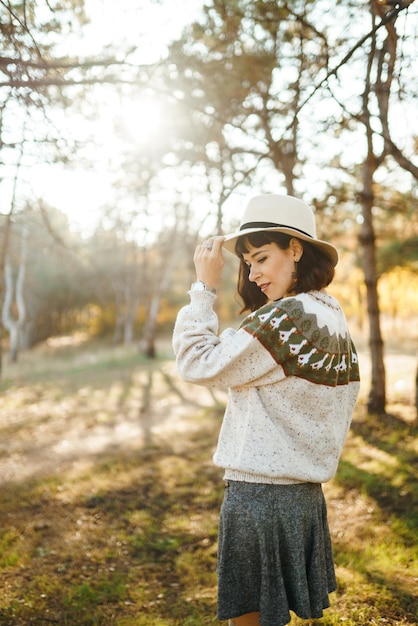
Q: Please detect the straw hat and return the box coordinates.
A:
[223,194,338,266]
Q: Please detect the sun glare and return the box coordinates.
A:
[118,97,164,145]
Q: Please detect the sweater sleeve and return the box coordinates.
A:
[173,290,360,390]
[172,291,285,389]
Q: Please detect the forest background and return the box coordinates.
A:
[1,0,417,412]
[0,0,417,624]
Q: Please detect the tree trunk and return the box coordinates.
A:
[415,362,418,423]
[358,1,417,414]
[123,311,135,345]
[2,231,29,363]
[140,296,160,358]
[0,212,18,375]
[8,325,20,363]
[139,231,179,358]
[359,159,386,414]
[357,7,390,415]
[111,265,141,346]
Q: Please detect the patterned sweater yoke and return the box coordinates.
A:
[242,291,360,387]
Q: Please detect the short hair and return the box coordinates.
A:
[235,231,335,312]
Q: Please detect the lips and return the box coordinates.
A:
[258,283,270,292]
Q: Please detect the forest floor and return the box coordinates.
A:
[0,335,416,625]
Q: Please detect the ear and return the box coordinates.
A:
[289,238,304,262]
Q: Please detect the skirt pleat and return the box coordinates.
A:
[217,481,336,626]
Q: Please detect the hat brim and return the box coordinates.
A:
[223,226,339,267]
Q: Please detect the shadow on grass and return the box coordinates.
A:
[328,410,418,625]
[1,340,416,625]
[351,411,417,463]
[339,411,418,529]
[0,348,223,485]
[332,537,418,625]
[0,408,224,626]
[335,459,417,533]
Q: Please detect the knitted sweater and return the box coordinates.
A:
[172,289,360,485]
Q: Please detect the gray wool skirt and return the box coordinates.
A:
[217,481,336,626]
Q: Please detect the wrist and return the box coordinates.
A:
[190,280,217,294]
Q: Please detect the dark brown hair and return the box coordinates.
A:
[235,231,335,312]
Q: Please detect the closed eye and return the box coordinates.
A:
[243,249,269,268]
[246,257,267,267]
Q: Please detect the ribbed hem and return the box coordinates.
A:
[223,469,307,485]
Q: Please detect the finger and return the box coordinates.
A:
[203,236,224,252]
[211,236,225,251]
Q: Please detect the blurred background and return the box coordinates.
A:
[1,0,417,414]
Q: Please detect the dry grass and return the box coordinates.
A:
[0,336,416,625]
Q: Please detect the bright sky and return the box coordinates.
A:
[6,0,205,234]
[81,0,198,58]
[3,1,417,235]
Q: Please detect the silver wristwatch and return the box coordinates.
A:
[190,281,217,294]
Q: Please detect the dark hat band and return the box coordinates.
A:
[239,221,313,239]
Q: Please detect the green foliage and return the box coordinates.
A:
[65,574,130,608]
[378,237,418,274]
[0,530,21,568]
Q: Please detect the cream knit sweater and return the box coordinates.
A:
[173,289,360,485]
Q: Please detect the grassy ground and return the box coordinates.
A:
[0,336,416,625]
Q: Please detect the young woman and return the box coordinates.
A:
[173,194,360,626]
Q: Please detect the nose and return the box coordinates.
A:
[248,265,260,282]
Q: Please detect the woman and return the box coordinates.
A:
[173,194,360,626]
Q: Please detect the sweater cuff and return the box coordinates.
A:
[187,289,217,311]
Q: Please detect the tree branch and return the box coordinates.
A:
[0,53,140,71]
[0,76,141,88]
[288,2,412,127]
[0,0,45,61]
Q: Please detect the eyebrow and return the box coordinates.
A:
[243,247,270,260]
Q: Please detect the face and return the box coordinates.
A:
[242,239,302,301]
